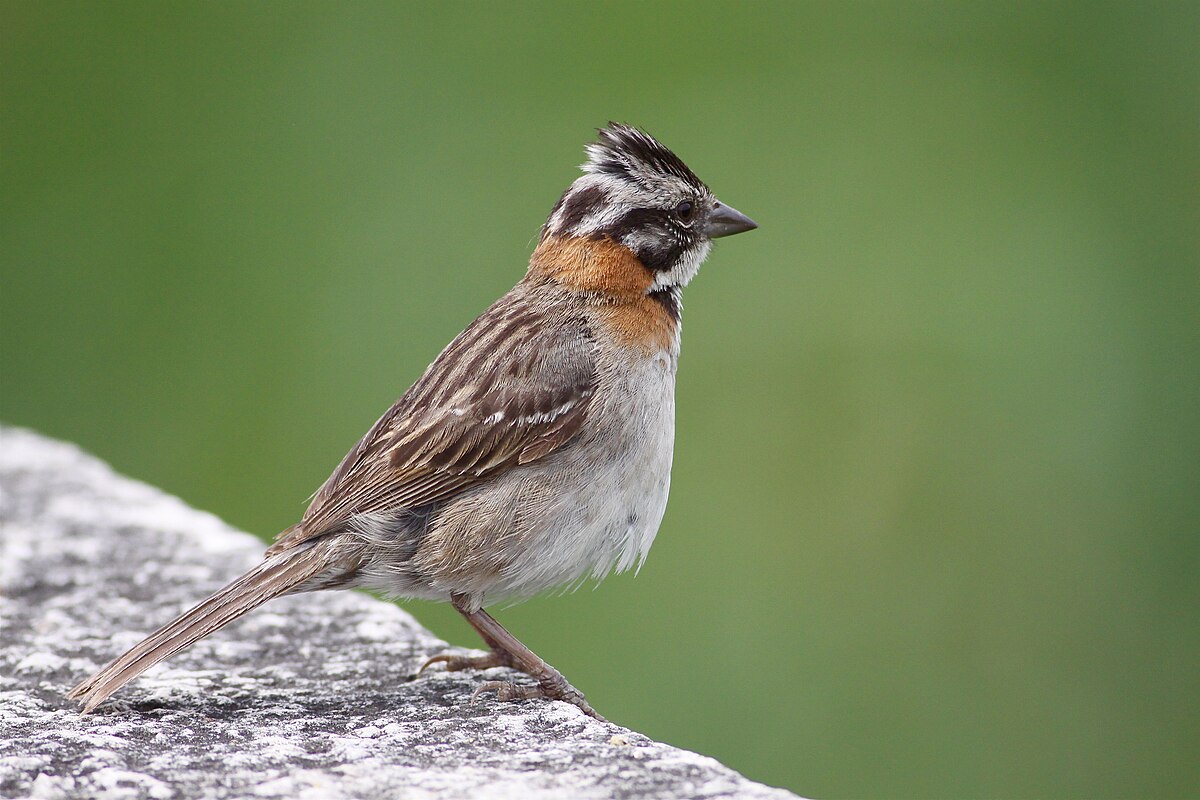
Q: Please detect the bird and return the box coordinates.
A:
[67,122,757,721]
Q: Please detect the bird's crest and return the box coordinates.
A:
[582,122,706,193]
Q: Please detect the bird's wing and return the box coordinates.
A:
[270,287,596,553]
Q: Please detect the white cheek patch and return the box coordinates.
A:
[650,240,711,290]
[620,228,662,256]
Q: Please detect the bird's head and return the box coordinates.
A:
[539,123,756,292]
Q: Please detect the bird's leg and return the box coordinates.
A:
[424,593,605,721]
[418,594,517,674]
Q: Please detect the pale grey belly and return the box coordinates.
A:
[477,356,676,603]
[353,351,677,606]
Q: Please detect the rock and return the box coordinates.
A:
[0,427,802,800]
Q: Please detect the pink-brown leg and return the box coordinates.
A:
[421,593,605,722]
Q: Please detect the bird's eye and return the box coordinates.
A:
[674,200,695,223]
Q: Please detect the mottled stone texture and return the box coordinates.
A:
[0,427,800,800]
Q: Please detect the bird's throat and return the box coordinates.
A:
[528,235,653,299]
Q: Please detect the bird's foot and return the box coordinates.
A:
[471,670,606,722]
[418,647,515,676]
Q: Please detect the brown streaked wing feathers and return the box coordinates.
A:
[270,287,595,554]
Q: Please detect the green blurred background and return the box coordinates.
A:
[3,2,1198,797]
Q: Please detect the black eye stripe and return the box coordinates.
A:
[591,207,691,272]
[595,207,664,239]
[556,185,608,232]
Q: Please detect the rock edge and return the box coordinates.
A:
[0,426,802,800]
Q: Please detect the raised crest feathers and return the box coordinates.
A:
[582,122,706,192]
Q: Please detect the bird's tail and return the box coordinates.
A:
[67,536,350,713]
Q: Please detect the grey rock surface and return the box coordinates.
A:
[0,427,801,800]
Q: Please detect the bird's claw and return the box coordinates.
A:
[470,676,607,722]
[417,648,515,677]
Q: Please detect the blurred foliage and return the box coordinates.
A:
[3,2,1198,797]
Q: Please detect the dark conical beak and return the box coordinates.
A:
[704,200,758,239]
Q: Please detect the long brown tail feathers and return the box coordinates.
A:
[67,538,344,713]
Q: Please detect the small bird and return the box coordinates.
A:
[68,123,757,721]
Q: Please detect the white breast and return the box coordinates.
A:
[480,346,678,603]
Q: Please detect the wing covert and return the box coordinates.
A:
[272,289,596,553]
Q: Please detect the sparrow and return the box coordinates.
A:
[67,122,757,721]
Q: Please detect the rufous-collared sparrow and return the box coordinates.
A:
[68,123,757,721]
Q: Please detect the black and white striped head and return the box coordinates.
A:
[543,123,757,290]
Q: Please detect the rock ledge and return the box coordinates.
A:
[0,427,800,800]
